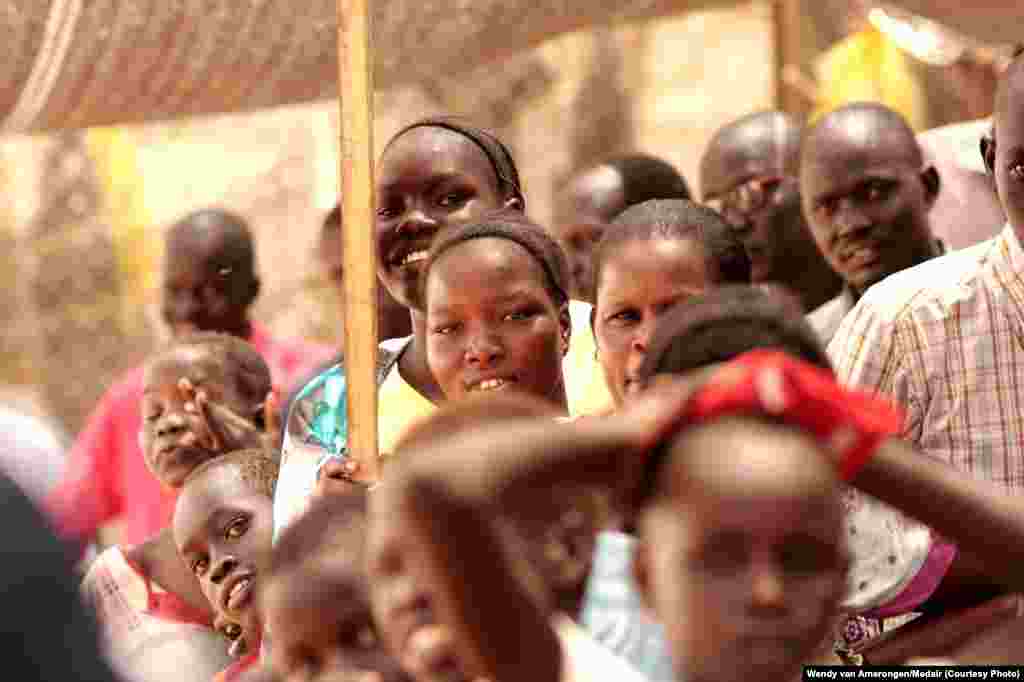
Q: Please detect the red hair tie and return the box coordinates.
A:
[683,350,905,481]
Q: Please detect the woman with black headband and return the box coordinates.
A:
[273,117,529,536]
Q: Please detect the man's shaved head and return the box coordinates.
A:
[700,111,802,200]
[803,103,923,171]
[800,103,938,296]
[699,111,841,311]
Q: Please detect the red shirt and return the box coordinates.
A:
[47,323,333,547]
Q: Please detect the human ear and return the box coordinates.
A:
[920,165,941,207]
[503,195,525,213]
[981,135,996,176]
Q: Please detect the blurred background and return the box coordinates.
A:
[0,0,1009,435]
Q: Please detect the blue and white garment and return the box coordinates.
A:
[579,531,676,682]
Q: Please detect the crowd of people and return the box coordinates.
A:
[11,40,1024,682]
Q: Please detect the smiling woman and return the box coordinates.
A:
[420,214,572,409]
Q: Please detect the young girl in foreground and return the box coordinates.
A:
[368,360,877,682]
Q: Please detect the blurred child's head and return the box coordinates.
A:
[141,333,271,487]
[376,118,525,311]
[264,490,411,682]
[421,214,572,407]
[633,415,848,682]
[173,449,278,658]
[161,209,260,339]
[377,394,606,680]
[632,285,831,396]
[591,199,750,405]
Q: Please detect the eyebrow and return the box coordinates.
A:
[379,172,470,195]
[811,172,899,203]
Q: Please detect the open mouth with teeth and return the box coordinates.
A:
[468,377,516,392]
[222,575,255,615]
[399,250,428,266]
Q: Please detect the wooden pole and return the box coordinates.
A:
[773,0,806,117]
[338,0,380,479]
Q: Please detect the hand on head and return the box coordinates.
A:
[178,377,279,454]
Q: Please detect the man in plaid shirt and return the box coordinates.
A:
[828,54,1024,625]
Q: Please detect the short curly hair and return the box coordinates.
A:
[636,285,832,385]
[592,199,751,303]
[182,448,280,499]
[146,332,272,423]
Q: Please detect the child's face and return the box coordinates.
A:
[425,238,569,404]
[594,238,714,405]
[637,430,846,682]
[265,553,412,682]
[161,229,255,338]
[141,347,253,487]
[375,127,515,310]
[173,464,274,657]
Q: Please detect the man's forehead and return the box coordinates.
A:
[703,127,796,193]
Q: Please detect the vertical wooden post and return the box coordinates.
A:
[773,0,805,116]
[338,0,380,479]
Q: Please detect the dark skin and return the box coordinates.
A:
[552,164,627,302]
[801,104,941,299]
[162,212,260,339]
[264,523,414,682]
[700,112,842,312]
[320,215,412,343]
[135,347,280,627]
[594,238,715,405]
[424,238,570,409]
[635,420,848,682]
[173,465,275,660]
[375,127,524,406]
[983,57,1024,244]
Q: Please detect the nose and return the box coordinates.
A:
[723,209,753,239]
[210,554,238,585]
[749,564,787,611]
[156,412,188,438]
[396,207,438,237]
[465,327,503,367]
[834,203,873,239]
[630,317,655,355]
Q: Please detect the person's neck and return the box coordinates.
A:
[850,236,942,303]
[224,318,254,340]
[792,264,844,312]
[398,311,445,403]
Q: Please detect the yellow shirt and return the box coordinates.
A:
[377,350,439,459]
[812,27,928,131]
[565,300,614,416]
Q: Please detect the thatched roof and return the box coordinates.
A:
[0,0,735,133]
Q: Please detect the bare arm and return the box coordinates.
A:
[370,381,694,682]
[851,438,1024,593]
